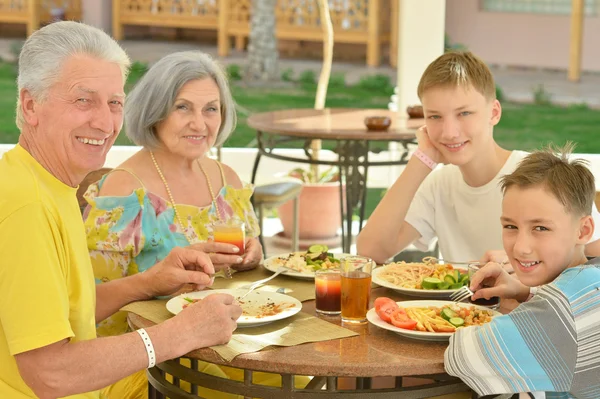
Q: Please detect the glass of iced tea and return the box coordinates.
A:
[468,262,500,310]
[340,256,374,324]
[315,269,341,315]
[213,221,245,255]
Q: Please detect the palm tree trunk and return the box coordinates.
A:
[245,0,279,82]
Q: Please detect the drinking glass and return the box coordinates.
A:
[213,220,246,255]
[467,262,501,310]
[340,256,374,324]
[315,269,341,315]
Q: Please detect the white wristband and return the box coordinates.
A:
[136,328,156,368]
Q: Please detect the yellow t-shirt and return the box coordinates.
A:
[0,145,97,399]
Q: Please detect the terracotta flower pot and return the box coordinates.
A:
[278,182,343,240]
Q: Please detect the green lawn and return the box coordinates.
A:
[1,61,599,217]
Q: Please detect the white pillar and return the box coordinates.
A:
[388,0,445,185]
[82,0,112,34]
[395,0,446,117]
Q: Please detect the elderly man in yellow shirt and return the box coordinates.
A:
[0,21,244,399]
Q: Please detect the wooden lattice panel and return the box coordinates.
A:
[121,0,219,19]
[0,0,27,13]
[39,0,82,21]
[230,0,251,25]
[228,0,378,32]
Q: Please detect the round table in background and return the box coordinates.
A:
[129,287,475,399]
[247,108,422,253]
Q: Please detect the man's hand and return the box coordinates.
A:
[141,246,216,298]
[234,238,263,271]
[470,262,529,301]
[175,293,243,350]
[416,126,447,165]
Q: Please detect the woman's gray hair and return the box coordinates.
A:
[125,51,237,149]
[16,21,131,129]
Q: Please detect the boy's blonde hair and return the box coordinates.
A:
[500,142,596,217]
[417,51,496,101]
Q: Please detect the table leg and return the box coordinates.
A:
[251,152,262,185]
[251,133,264,184]
[337,140,369,253]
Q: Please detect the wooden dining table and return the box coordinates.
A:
[247,108,423,253]
[125,284,513,399]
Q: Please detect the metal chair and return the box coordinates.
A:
[76,167,113,213]
[252,181,303,257]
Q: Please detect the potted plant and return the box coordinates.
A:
[277,167,344,243]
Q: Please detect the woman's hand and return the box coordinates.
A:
[188,241,243,274]
[233,237,263,271]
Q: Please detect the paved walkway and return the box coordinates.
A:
[1,37,599,107]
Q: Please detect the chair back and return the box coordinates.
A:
[76,167,113,212]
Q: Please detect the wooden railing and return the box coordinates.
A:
[0,0,81,35]
[113,0,394,67]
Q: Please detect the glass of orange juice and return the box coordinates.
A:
[340,255,373,324]
[212,221,245,255]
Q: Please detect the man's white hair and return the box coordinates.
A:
[16,21,131,128]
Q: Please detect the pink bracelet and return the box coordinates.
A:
[413,148,438,170]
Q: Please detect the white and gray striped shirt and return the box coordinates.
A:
[445,262,600,399]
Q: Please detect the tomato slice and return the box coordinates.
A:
[375,301,399,323]
[374,297,397,312]
[390,308,418,330]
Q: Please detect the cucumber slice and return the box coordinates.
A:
[449,317,465,327]
[308,244,328,253]
[421,277,442,289]
[453,269,461,282]
[441,307,458,321]
[444,275,456,284]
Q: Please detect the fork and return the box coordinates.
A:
[210,267,233,280]
[449,286,475,303]
[236,266,292,300]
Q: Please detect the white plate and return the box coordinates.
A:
[166,289,302,328]
[371,264,468,298]
[263,252,353,280]
[367,300,502,342]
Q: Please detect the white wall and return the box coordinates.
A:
[445,0,600,72]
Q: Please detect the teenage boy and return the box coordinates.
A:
[445,144,600,398]
[356,51,600,264]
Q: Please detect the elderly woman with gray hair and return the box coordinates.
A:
[82,51,266,398]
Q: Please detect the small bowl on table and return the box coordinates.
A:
[406,105,424,119]
[364,116,391,132]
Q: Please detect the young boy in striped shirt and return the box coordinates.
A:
[445,143,600,398]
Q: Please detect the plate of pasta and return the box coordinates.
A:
[367,299,500,341]
[263,244,350,279]
[371,257,470,298]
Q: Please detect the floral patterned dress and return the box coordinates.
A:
[83,164,260,337]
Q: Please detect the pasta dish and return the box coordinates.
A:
[377,257,469,290]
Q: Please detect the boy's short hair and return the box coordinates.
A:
[417,51,496,101]
[500,142,596,217]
